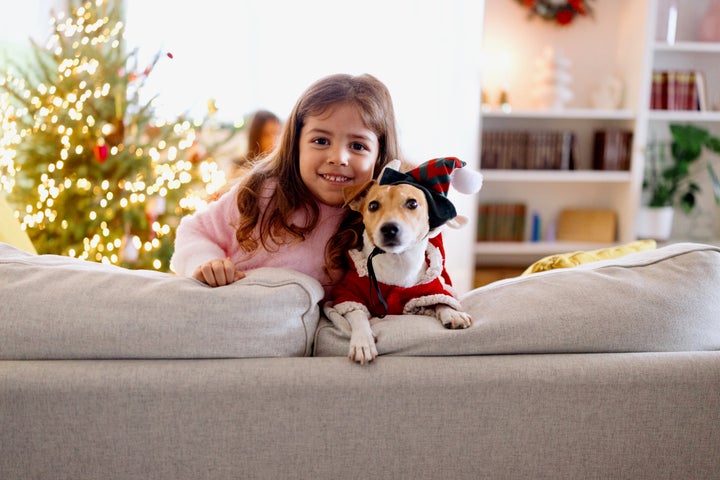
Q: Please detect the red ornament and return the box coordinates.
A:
[167,52,174,59]
[93,140,109,163]
[556,9,574,25]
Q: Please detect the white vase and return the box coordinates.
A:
[636,206,674,240]
[699,0,720,42]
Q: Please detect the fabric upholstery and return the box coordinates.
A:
[1,354,719,480]
[0,242,324,359]
[316,242,720,357]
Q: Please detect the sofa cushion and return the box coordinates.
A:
[0,242,324,359]
[315,242,720,356]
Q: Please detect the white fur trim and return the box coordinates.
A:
[421,242,444,284]
[331,300,370,317]
[349,241,445,288]
[403,293,462,315]
[348,248,369,277]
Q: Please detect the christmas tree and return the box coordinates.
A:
[0,0,238,271]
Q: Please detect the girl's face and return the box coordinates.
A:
[298,103,379,206]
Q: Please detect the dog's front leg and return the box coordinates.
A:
[436,304,473,329]
[344,309,378,365]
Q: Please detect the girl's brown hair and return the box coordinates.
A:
[233,73,402,272]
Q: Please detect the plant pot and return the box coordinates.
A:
[636,206,674,240]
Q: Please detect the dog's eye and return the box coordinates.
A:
[405,199,418,210]
[367,200,380,212]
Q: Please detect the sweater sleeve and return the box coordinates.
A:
[169,183,241,276]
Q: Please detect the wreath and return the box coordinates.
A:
[516,0,594,26]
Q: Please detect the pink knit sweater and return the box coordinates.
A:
[170,179,346,298]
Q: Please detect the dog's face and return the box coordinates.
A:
[345,181,430,254]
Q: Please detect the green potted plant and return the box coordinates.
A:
[639,123,720,239]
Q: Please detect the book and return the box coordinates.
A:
[650,69,703,111]
[593,129,633,171]
[650,70,667,110]
[477,203,526,242]
[695,71,707,111]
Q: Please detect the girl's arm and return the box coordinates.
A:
[170,183,242,281]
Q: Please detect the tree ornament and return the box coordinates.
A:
[105,118,125,147]
[93,138,109,163]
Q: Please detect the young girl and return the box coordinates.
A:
[170,73,402,298]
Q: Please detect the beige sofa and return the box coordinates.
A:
[1,241,719,479]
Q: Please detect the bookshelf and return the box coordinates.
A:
[475,0,720,279]
[644,0,720,241]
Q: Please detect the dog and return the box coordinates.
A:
[328,158,480,365]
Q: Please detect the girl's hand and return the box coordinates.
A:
[192,258,246,287]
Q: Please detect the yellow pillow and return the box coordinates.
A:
[522,240,656,275]
[0,194,36,254]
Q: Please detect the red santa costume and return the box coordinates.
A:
[331,233,461,318]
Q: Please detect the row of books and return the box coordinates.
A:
[477,203,526,242]
[481,130,575,170]
[650,70,707,111]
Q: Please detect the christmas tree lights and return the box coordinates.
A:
[0,0,238,271]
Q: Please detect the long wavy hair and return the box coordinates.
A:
[232,73,402,274]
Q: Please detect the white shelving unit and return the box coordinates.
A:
[475,0,720,270]
[644,0,720,241]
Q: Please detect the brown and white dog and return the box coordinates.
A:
[327,158,481,364]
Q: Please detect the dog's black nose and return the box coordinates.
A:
[381,223,399,240]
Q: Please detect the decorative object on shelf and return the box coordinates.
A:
[664,0,678,44]
[699,0,720,42]
[590,75,623,109]
[639,124,720,239]
[498,89,512,112]
[515,0,594,26]
[556,208,617,243]
[636,205,675,240]
[481,89,493,112]
[530,46,573,110]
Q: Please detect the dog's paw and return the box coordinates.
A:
[437,306,473,329]
[348,330,378,365]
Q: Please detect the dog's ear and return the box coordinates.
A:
[343,180,375,211]
[427,214,468,238]
[379,159,402,178]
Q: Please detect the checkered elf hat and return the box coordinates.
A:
[378,157,482,229]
